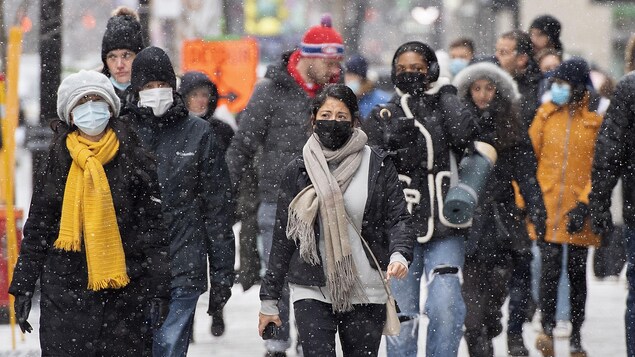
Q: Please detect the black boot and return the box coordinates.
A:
[211,310,225,337]
[507,333,529,357]
[570,332,588,357]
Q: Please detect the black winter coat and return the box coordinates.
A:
[123,95,235,297]
[9,119,170,355]
[226,51,312,203]
[363,87,478,242]
[515,62,542,129]
[260,147,414,301]
[590,72,635,227]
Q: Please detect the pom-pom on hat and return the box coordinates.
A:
[300,14,344,59]
[101,6,145,76]
[57,70,120,124]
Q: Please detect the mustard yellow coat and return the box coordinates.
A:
[529,95,602,247]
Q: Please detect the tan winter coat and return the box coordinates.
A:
[529,94,603,247]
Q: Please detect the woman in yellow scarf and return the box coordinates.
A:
[9,70,171,356]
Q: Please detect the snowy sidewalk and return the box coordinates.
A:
[1,274,628,356]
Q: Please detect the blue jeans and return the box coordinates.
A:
[258,202,292,353]
[387,235,466,357]
[153,287,202,357]
[625,228,635,357]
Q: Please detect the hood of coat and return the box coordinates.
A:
[178,71,219,120]
[453,62,520,104]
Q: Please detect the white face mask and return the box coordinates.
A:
[138,87,174,117]
[71,101,111,136]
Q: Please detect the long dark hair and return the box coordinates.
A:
[310,84,361,127]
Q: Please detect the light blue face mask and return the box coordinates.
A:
[550,82,571,106]
[110,76,130,91]
[72,101,111,136]
[345,79,361,95]
[449,58,469,76]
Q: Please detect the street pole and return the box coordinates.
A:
[139,0,151,46]
[27,0,62,179]
[0,0,6,73]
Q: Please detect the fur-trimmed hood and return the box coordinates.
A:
[452,62,520,104]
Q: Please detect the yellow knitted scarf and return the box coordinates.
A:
[55,129,130,291]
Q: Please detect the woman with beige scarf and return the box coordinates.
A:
[258,84,415,356]
[9,70,170,356]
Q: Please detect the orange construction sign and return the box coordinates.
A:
[181,37,259,114]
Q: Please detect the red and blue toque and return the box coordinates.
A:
[300,14,344,59]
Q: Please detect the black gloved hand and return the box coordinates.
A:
[566,202,589,234]
[207,286,232,315]
[14,293,33,333]
[383,117,418,151]
[528,207,547,242]
[150,297,170,330]
[591,208,614,238]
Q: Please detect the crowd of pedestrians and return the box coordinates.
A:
[6,6,635,357]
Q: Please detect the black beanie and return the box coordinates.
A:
[553,57,591,87]
[345,55,368,78]
[101,7,144,77]
[131,46,177,92]
[530,15,563,52]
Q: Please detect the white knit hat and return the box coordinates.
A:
[57,70,120,124]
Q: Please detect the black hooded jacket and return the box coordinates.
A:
[226,51,312,203]
[590,72,635,227]
[260,147,414,301]
[122,95,235,295]
[363,86,478,242]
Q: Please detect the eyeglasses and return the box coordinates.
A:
[106,51,135,63]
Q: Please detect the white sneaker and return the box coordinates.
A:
[552,320,572,338]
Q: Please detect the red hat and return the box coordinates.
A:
[300,14,344,59]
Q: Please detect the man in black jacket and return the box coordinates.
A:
[589,72,635,357]
[226,17,344,357]
[123,46,235,357]
[495,29,542,356]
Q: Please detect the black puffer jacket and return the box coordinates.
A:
[260,147,414,301]
[9,120,170,355]
[123,95,235,297]
[226,51,312,203]
[363,86,478,242]
[515,61,542,129]
[590,72,635,226]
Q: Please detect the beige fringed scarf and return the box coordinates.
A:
[287,128,368,312]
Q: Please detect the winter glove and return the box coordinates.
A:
[383,117,419,151]
[14,293,33,333]
[528,207,547,242]
[590,208,614,238]
[566,202,589,234]
[207,285,232,315]
[150,297,170,330]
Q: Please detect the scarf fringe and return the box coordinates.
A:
[328,256,368,312]
[54,237,82,252]
[88,274,131,291]
[287,208,320,265]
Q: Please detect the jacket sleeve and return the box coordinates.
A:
[382,156,415,263]
[440,92,478,151]
[259,160,301,302]
[134,154,171,299]
[590,76,634,212]
[9,148,60,296]
[528,108,546,162]
[512,136,547,225]
[200,129,236,292]
[225,80,272,191]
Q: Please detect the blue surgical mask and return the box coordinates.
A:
[449,58,469,76]
[110,76,130,91]
[72,101,111,136]
[345,79,361,95]
[550,82,571,106]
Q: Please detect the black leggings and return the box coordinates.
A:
[294,299,385,357]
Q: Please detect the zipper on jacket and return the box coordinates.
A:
[551,109,574,242]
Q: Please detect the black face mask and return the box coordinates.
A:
[314,120,353,150]
[394,72,428,96]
